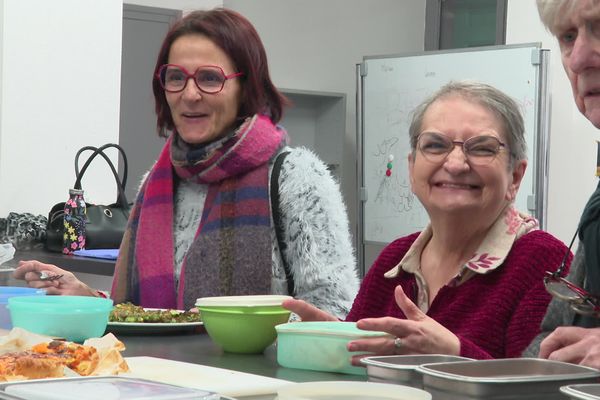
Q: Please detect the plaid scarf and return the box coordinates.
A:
[111,115,287,309]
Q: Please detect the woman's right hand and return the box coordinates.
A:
[282,298,338,322]
[13,260,97,297]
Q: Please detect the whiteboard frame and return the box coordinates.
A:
[356,43,549,275]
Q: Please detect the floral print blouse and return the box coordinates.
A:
[383,205,539,312]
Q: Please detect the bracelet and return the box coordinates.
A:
[95,290,108,298]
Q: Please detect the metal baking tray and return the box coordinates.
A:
[417,358,600,400]
[561,384,600,400]
[361,354,473,388]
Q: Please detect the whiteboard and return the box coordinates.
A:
[360,44,548,244]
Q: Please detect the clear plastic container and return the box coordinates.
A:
[1,377,221,400]
[275,321,389,375]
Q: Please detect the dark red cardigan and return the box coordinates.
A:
[346,230,569,359]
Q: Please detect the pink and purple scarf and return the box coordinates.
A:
[111,115,287,309]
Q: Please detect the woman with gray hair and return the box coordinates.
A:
[284,80,568,362]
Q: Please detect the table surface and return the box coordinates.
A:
[3,251,366,396]
[118,328,366,384]
[7,249,115,276]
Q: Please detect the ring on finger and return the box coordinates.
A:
[394,337,403,349]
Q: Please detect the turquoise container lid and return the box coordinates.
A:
[8,295,112,313]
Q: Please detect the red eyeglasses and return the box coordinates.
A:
[156,64,244,94]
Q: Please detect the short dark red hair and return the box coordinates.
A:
[152,8,288,137]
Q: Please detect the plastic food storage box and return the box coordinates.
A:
[0,376,224,400]
[195,295,291,354]
[275,321,389,375]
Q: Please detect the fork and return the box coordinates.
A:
[37,271,64,282]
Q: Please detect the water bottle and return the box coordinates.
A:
[63,189,86,254]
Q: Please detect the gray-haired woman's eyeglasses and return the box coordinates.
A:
[544,228,600,316]
[417,131,506,165]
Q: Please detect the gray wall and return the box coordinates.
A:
[224,0,426,256]
[120,5,180,200]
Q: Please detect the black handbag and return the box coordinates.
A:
[45,143,132,252]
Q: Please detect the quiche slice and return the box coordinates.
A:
[0,351,67,381]
[30,340,99,376]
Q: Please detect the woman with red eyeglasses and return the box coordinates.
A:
[13,8,358,317]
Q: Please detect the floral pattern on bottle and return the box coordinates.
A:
[63,189,86,254]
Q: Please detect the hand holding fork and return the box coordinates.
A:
[14,260,95,296]
[37,271,64,282]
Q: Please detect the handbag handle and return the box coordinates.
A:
[73,143,129,208]
[75,143,128,189]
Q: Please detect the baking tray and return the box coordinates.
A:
[561,384,600,399]
[417,358,600,400]
[361,354,473,388]
[0,376,233,400]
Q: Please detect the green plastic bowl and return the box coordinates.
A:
[276,321,390,375]
[196,295,292,354]
[8,295,113,342]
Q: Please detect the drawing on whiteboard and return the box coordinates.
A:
[380,64,393,73]
[515,95,534,118]
[377,91,419,129]
[371,137,420,214]
[372,137,399,157]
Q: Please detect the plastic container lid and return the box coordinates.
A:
[7,295,112,313]
[276,321,389,338]
[276,381,431,400]
[3,377,221,400]
[195,295,292,307]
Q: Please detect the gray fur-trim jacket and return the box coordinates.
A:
[172,146,359,319]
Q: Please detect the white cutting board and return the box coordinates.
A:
[123,356,290,398]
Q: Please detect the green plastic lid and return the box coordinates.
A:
[275,321,389,338]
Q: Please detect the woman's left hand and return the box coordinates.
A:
[347,285,461,366]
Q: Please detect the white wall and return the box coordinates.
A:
[124,0,221,12]
[0,0,224,218]
[506,1,599,245]
[224,0,426,244]
[0,0,123,216]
